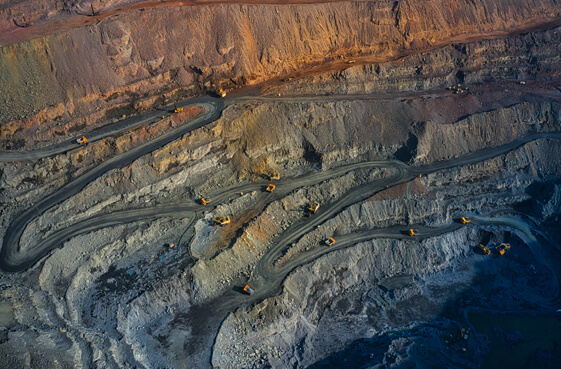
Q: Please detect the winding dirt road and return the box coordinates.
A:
[1,2,561,367]
[4,101,561,273]
[0,98,215,162]
[2,93,561,368]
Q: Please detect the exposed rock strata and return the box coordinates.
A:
[2,1,561,368]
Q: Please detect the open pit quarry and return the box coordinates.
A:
[2,0,561,368]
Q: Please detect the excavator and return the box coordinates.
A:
[408,229,418,236]
[476,244,491,255]
[269,173,280,180]
[212,216,230,226]
[200,197,211,205]
[76,136,88,144]
[495,243,511,255]
[265,184,276,192]
[216,88,227,98]
[209,83,227,98]
[308,202,320,213]
[460,217,471,224]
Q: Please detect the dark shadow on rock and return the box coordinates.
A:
[514,181,556,217]
[306,227,561,369]
[394,132,418,163]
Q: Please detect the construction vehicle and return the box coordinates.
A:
[216,88,227,98]
[308,202,320,213]
[475,244,491,255]
[495,243,511,255]
[173,104,184,113]
[325,237,336,246]
[265,184,276,192]
[200,197,211,205]
[243,285,255,295]
[212,216,231,226]
[283,77,293,82]
[167,243,176,249]
[448,84,466,94]
[76,136,88,144]
[408,229,417,236]
[269,173,280,180]
[348,60,356,64]
[460,217,471,224]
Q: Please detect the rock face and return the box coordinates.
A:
[1,0,561,143]
[1,1,561,369]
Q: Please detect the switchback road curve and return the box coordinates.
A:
[2,95,561,369]
[0,98,218,162]
[2,123,560,273]
[0,100,223,271]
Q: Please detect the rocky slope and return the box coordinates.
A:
[2,1,561,369]
[2,0,561,146]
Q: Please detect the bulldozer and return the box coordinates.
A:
[408,229,418,236]
[325,237,336,246]
[308,202,320,213]
[475,244,491,255]
[200,197,211,206]
[460,217,471,224]
[265,184,276,192]
[243,285,255,295]
[495,243,511,255]
[212,216,230,226]
[76,136,88,144]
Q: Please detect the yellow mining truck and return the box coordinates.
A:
[76,136,88,144]
[243,285,255,295]
[325,237,336,246]
[495,243,511,255]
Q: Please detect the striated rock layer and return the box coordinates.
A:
[1,0,561,137]
[2,1,561,369]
